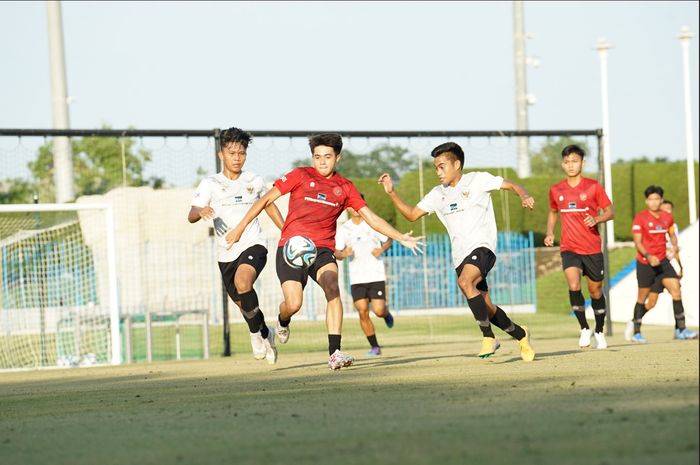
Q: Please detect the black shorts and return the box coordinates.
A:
[636,259,679,289]
[455,247,497,292]
[561,251,605,282]
[218,244,268,302]
[350,281,387,302]
[275,246,337,288]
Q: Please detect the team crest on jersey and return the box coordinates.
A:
[579,193,587,201]
[568,202,577,209]
[648,222,653,227]
[333,187,342,196]
[318,193,327,201]
[461,190,470,199]
[246,185,254,194]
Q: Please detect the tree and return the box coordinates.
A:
[530,136,592,176]
[292,144,417,180]
[28,134,152,201]
[0,178,34,204]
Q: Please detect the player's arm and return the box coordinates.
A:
[334,247,353,260]
[544,209,558,247]
[633,232,660,266]
[264,203,285,230]
[357,206,425,254]
[373,238,392,257]
[188,206,215,223]
[377,173,428,222]
[584,205,615,228]
[668,225,683,275]
[500,179,534,209]
[225,187,283,246]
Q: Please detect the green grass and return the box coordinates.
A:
[0,314,697,465]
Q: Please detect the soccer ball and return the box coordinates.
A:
[283,235,317,269]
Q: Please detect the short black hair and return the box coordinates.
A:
[431,142,464,170]
[644,185,664,198]
[661,199,674,207]
[309,133,343,155]
[561,144,585,158]
[219,127,252,149]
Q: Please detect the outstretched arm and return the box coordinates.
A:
[225,187,283,246]
[358,206,425,254]
[501,179,535,209]
[544,209,558,246]
[264,203,285,230]
[377,173,428,222]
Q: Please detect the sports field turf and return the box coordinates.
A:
[1,314,698,465]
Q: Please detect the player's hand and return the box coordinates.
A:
[544,234,555,247]
[343,246,354,258]
[520,195,535,209]
[213,217,229,237]
[377,173,394,194]
[677,268,683,279]
[648,255,660,267]
[398,230,426,255]
[372,247,383,257]
[224,224,244,248]
[199,206,215,220]
[583,214,598,228]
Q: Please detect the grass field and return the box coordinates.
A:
[0,314,697,465]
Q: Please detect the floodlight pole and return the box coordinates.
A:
[46,1,75,203]
[678,26,698,224]
[513,1,531,178]
[595,38,615,245]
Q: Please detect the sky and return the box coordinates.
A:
[0,1,698,182]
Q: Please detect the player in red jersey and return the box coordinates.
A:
[627,186,697,342]
[544,144,615,349]
[226,133,424,369]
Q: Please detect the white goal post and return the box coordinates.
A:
[0,203,120,367]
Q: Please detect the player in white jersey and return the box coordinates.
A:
[188,127,285,364]
[379,142,536,361]
[335,197,394,356]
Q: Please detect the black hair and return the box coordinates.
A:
[661,199,674,207]
[309,133,343,155]
[561,144,585,158]
[644,185,664,198]
[431,142,465,170]
[219,127,252,149]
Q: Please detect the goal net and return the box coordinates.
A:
[0,203,119,369]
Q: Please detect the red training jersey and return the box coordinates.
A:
[273,167,367,249]
[631,209,674,264]
[549,177,611,255]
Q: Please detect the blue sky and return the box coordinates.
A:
[0,1,698,181]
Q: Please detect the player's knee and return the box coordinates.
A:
[457,276,476,293]
[358,309,371,321]
[322,280,340,301]
[234,277,253,294]
[284,296,303,313]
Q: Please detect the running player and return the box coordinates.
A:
[626,186,697,342]
[335,197,394,356]
[544,144,614,349]
[226,133,424,370]
[378,142,536,361]
[188,127,284,364]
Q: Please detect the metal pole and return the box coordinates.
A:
[598,131,612,336]
[418,151,429,307]
[596,38,616,245]
[46,1,75,203]
[679,27,698,224]
[214,128,230,357]
[105,204,121,364]
[513,1,530,178]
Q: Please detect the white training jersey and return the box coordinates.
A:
[335,219,388,285]
[417,171,503,268]
[191,172,268,263]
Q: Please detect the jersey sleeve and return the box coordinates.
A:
[191,178,212,208]
[343,182,367,211]
[273,168,303,196]
[334,226,346,250]
[255,175,268,198]
[631,213,643,234]
[594,182,612,209]
[477,172,504,192]
[416,187,439,214]
[548,187,558,210]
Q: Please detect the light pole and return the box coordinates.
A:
[678,26,698,224]
[513,0,530,178]
[595,37,615,245]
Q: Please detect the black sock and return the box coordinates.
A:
[673,300,686,330]
[490,307,526,340]
[367,335,379,348]
[260,325,269,339]
[569,290,589,330]
[278,314,291,328]
[239,290,266,334]
[633,302,646,333]
[591,295,606,334]
[466,294,495,338]
[328,334,341,355]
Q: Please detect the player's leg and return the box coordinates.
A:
[626,277,661,341]
[631,261,656,343]
[357,296,381,355]
[562,252,591,347]
[482,291,534,361]
[582,253,607,348]
[275,246,307,344]
[369,281,393,328]
[219,260,264,360]
[661,275,698,340]
[456,257,500,358]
